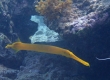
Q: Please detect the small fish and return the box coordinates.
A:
[96,57,110,60]
[5,41,90,67]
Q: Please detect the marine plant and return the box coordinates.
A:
[35,0,73,21]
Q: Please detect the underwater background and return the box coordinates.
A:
[0,0,110,80]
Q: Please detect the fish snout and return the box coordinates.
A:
[5,45,12,48]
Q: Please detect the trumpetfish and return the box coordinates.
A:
[5,41,90,67]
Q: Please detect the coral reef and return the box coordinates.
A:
[0,0,36,42]
[0,0,110,80]
[30,15,61,43]
[35,0,110,39]
[35,0,76,31]
[54,0,110,37]
[0,33,24,80]
[15,52,86,80]
[0,65,19,80]
[63,11,109,36]
[35,0,73,21]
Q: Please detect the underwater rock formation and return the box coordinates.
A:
[0,0,110,80]
[0,65,19,80]
[0,33,24,80]
[30,15,61,43]
[65,11,109,35]
[15,52,87,80]
[56,0,110,38]
[0,0,36,42]
[35,0,110,39]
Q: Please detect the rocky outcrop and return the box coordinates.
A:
[0,0,110,80]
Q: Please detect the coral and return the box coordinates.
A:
[30,15,61,43]
[35,0,73,21]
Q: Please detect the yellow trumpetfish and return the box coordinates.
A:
[5,41,90,67]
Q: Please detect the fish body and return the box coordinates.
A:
[5,42,90,67]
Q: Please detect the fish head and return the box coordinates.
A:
[5,44,13,49]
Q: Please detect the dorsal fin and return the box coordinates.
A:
[17,38,21,42]
[15,38,22,43]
